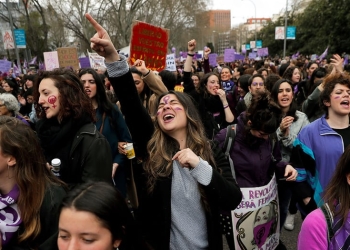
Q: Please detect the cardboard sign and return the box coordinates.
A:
[232,175,280,250]
[2,30,14,50]
[165,53,176,71]
[57,47,79,70]
[43,51,59,71]
[130,21,169,71]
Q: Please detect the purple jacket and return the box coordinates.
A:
[214,113,287,188]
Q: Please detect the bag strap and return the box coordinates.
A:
[320,203,334,244]
[223,124,237,179]
[99,112,106,134]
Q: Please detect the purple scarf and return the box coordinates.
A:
[0,185,22,246]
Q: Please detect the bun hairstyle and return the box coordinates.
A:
[246,90,282,134]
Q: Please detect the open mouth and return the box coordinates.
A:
[163,114,174,122]
[42,107,49,112]
[85,89,91,94]
[341,100,349,107]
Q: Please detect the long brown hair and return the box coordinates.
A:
[323,145,350,226]
[145,91,215,193]
[0,116,64,242]
[33,68,95,122]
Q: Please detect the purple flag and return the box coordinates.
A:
[23,59,28,69]
[343,55,348,66]
[39,62,45,71]
[318,46,329,61]
[13,63,20,76]
[29,56,37,65]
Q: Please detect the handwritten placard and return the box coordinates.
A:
[165,53,176,71]
[43,51,59,71]
[130,21,169,71]
[57,47,79,70]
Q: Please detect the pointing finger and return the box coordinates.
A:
[85,13,105,36]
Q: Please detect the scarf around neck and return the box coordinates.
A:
[0,185,22,246]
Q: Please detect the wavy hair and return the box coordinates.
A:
[33,68,94,122]
[319,71,350,118]
[0,116,64,242]
[246,90,282,134]
[145,91,215,193]
[282,65,300,84]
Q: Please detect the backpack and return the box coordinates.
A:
[222,124,278,179]
[320,203,350,249]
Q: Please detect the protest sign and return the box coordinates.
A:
[130,21,169,71]
[232,175,279,250]
[208,53,218,67]
[249,52,257,59]
[43,51,59,71]
[0,60,11,74]
[224,49,235,62]
[165,54,176,71]
[87,52,106,70]
[2,30,14,49]
[275,27,285,40]
[57,47,79,70]
[79,57,91,69]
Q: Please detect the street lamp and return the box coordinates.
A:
[212,30,216,52]
[283,0,289,58]
[242,0,257,50]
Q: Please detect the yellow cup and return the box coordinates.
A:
[125,143,135,159]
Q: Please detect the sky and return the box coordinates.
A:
[211,0,288,27]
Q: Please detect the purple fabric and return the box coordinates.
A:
[253,219,274,248]
[0,185,22,246]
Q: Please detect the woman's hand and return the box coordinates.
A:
[280,116,294,135]
[330,54,344,73]
[118,142,127,155]
[188,39,196,53]
[172,148,200,169]
[112,163,119,178]
[216,89,227,103]
[85,13,119,62]
[204,47,211,60]
[133,59,149,75]
[284,165,298,181]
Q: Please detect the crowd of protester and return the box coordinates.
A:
[0,13,350,250]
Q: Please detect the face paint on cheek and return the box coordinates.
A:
[174,107,182,111]
[48,95,57,108]
[156,111,161,116]
[334,96,341,99]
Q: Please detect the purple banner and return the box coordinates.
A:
[248,52,257,59]
[0,60,12,74]
[224,49,235,62]
[234,54,245,61]
[208,53,218,67]
[257,47,269,57]
[79,57,91,69]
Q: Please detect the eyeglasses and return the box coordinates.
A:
[251,82,264,87]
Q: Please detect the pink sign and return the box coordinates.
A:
[44,51,59,71]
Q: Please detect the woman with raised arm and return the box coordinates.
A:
[182,39,234,139]
[85,13,242,250]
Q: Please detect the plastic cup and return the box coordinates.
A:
[125,143,135,159]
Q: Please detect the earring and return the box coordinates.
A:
[7,165,13,179]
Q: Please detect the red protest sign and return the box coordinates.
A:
[130,21,169,71]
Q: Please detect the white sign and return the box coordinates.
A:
[0,0,19,2]
[275,26,285,40]
[232,175,280,250]
[250,41,256,49]
[88,52,106,69]
[2,30,14,50]
[165,53,176,71]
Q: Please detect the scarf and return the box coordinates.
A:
[0,185,22,246]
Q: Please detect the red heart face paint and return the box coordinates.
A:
[48,95,57,108]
